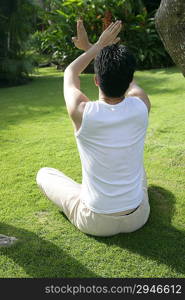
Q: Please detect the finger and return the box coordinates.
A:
[77,23,81,36]
[108,36,120,46]
[112,37,121,44]
[77,16,83,22]
[77,18,83,24]
[107,20,119,32]
[110,21,122,33]
[110,26,122,41]
[115,24,122,36]
[77,19,82,27]
[72,37,78,43]
[105,22,114,31]
[77,19,84,36]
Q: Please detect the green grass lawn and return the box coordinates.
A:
[0,66,185,278]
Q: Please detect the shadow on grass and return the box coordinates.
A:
[92,185,185,276]
[0,185,184,277]
[0,223,97,278]
[0,76,67,130]
[136,76,180,96]
[135,67,183,96]
[0,74,96,130]
[145,67,180,75]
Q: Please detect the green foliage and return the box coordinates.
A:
[123,8,173,69]
[0,0,38,86]
[31,0,173,70]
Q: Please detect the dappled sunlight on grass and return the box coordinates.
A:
[0,66,185,278]
[32,66,63,78]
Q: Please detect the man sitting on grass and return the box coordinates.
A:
[36,19,151,236]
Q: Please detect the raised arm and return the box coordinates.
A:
[63,20,122,131]
[125,80,151,113]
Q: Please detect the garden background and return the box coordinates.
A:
[0,0,185,278]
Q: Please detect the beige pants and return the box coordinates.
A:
[36,167,150,237]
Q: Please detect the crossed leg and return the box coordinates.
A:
[36,167,81,221]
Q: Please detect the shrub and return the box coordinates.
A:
[0,0,38,86]
[122,7,173,69]
[31,0,173,71]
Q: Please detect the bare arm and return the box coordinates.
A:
[63,21,122,129]
[125,80,151,113]
[63,43,102,129]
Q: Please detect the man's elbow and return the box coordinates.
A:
[146,96,151,113]
[64,66,70,75]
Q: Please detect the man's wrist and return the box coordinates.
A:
[84,42,103,56]
[94,42,104,51]
[84,43,93,51]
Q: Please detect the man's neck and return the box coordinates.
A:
[99,95,125,105]
[99,89,125,105]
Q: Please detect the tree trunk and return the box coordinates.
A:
[155,0,185,76]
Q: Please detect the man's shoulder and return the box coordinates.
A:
[126,96,150,114]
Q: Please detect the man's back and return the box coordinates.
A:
[75,97,148,214]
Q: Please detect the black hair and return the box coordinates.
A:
[94,44,136,98]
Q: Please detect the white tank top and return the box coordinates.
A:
[75,97,148,214]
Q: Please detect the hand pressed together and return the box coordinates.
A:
[72,19,122,51]
[96,20,122,48]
